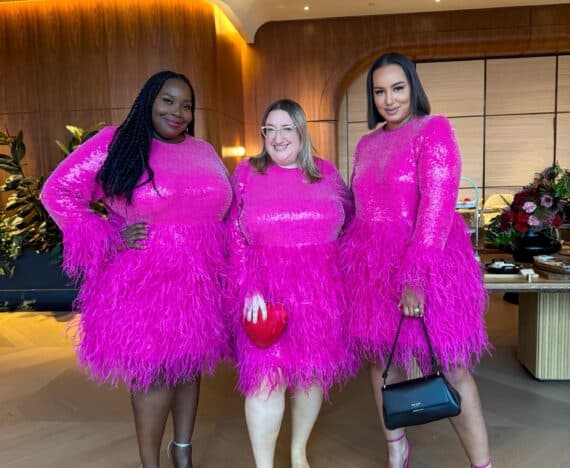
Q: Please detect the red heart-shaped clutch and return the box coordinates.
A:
[242,303,288,348]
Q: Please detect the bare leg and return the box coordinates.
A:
[290,385,323,468]
[245,380,286,468]
[131,382,175,468]
[369,362,410,468]
[169,377,201,468]
[446,367,491,467]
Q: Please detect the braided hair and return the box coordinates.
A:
[97,70,195,203]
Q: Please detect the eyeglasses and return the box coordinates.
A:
[260,125,297,138]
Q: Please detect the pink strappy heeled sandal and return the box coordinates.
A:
[386,433,412,468]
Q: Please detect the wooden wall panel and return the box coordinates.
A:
[485,114,554,188]
[34,1,83,112]
[244,5,570,163]
[558,56,570,113]
[486,57,556,115]
[214,9,246,157]
[181,1,218,110]
[417,61,484,117]
[556,113,570,170]
[449,117,484,187]
[194,109,219,149]
[0,5,39,115]
[531,5,570,51]
[103,1,146,110]
[307,121,336,163]
[76,1,111,111]
[347,72,367,124]
[0,0,248,186]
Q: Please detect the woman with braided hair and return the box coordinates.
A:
[41,71,232,468]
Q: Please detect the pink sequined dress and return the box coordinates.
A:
[227,158,357,396]
[342,115,489,373]
[41,126,232,391]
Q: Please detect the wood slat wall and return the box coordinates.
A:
[242,4,570,163]
[0,0,246,202]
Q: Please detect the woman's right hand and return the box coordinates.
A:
[120,222,148,249]
[243,293,267,323]
[398,285,425,318]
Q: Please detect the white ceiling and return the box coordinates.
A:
[210,0,566,42]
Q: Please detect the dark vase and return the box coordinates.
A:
[510,231,562,263]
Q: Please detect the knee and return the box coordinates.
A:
[246,385,286,410]
[445,366,472,387]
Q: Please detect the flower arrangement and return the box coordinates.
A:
[486,164,570,250]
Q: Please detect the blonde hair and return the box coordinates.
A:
[249,99,321,183]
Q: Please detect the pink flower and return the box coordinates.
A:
[522,201,537,213]
[528,215,540,227]
[540,194,553,208]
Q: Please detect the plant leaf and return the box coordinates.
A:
[65,125,84,140]
[12,132,26,162]
[55,140,71,156]
[0,161,21,175]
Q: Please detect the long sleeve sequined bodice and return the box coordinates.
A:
[351,115,461,251]
[41,126,232,280]
[230,158,353,247]
[42,126,231,228]
[344,115,489,373]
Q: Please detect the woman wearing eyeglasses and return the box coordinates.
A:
[227,99,356,468]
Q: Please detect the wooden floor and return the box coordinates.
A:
[1,294,569,468]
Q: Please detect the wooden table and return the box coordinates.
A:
[484,272,570,380]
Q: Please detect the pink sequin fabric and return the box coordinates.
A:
[342,115,490,373]
[41,126,232,390]
[227,158,357,396]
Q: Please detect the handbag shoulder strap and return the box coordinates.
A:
[381,315,439,387]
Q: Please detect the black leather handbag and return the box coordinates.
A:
[381,315,461,430]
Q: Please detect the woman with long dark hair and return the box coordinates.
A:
[41,70,232,468]
[343,53,492,468]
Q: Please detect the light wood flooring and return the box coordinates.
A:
[0,294,569,467]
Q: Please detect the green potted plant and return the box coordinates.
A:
[0,123,104,310]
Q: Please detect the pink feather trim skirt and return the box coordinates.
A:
[231,242,358,397]
[341,214,490,374]
[70,223,229,391]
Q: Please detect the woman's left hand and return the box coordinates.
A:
[398,286,425,317]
